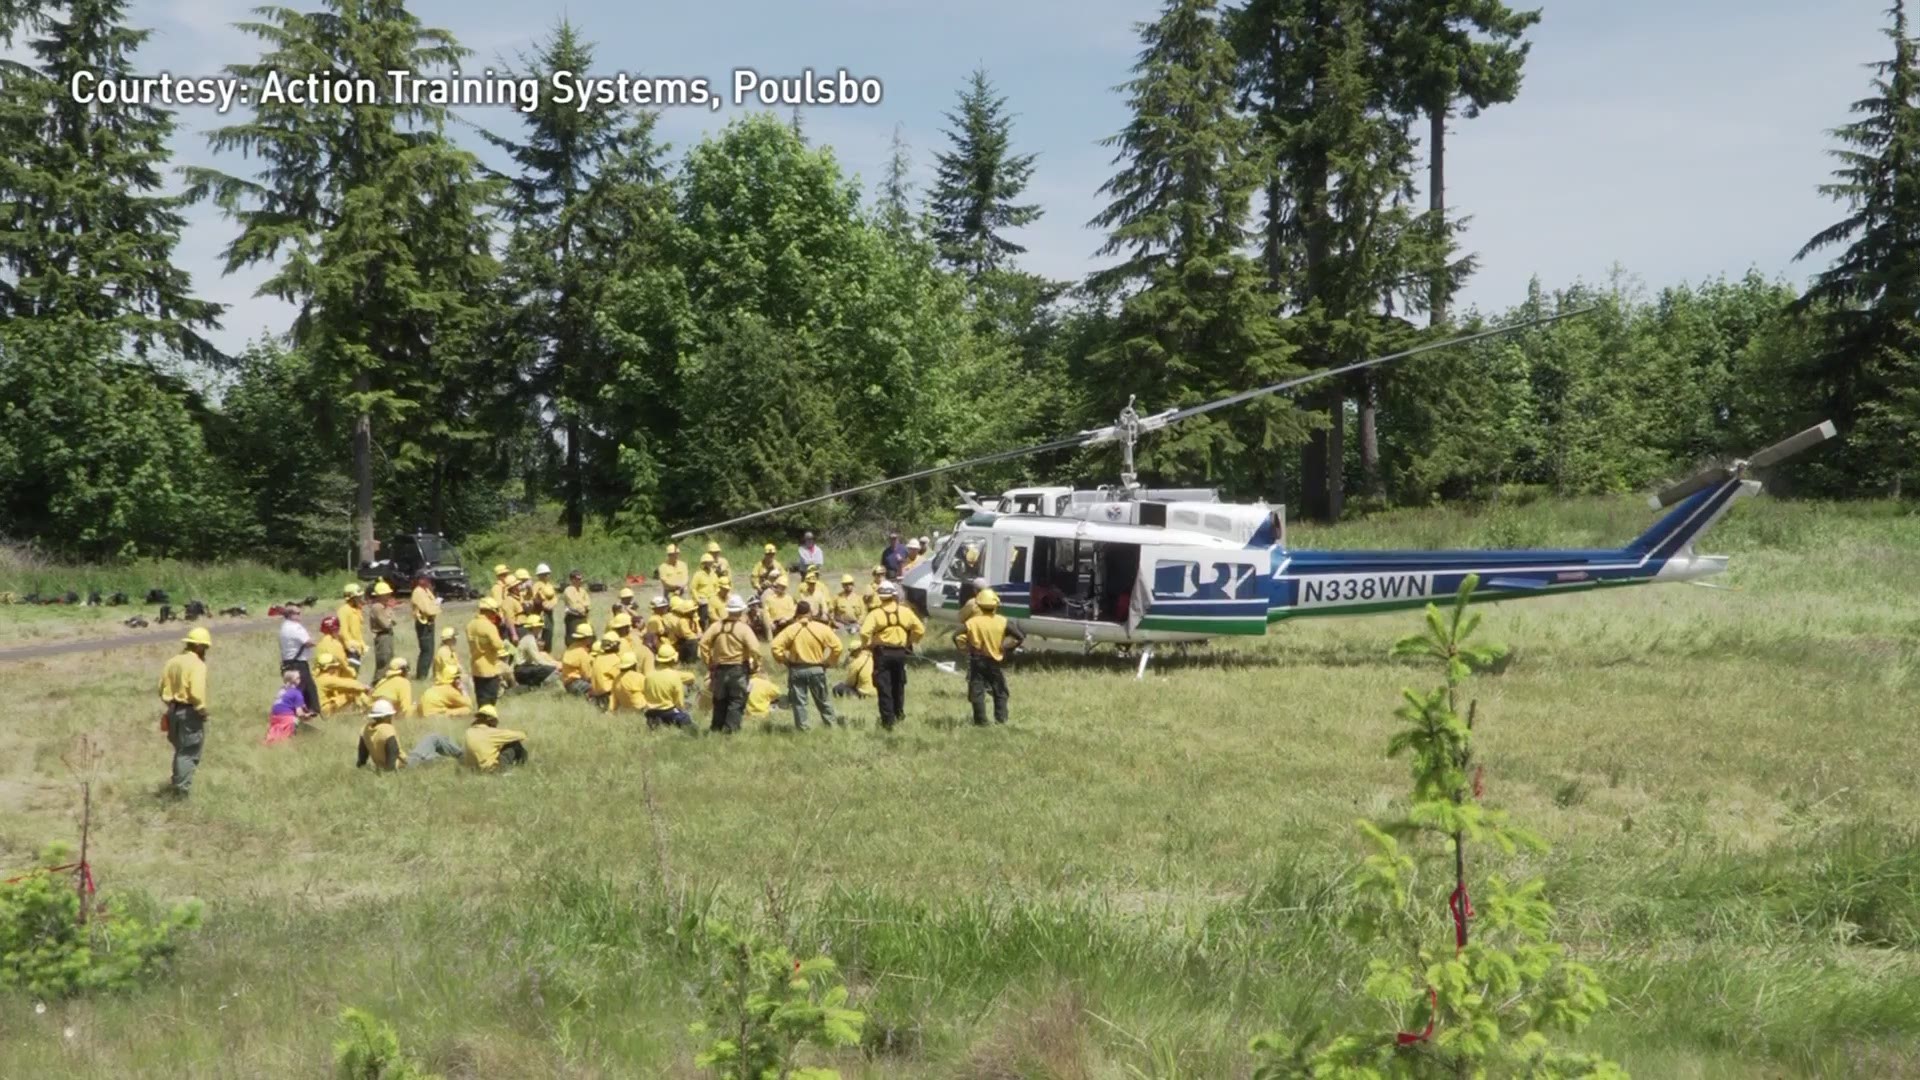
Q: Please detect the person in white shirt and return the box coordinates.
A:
[278,605,318,712]
[796,530,824,572]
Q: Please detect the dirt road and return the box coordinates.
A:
[0,603,477,665]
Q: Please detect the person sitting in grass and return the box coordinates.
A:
[559,624,595,696]
[417,665,472,718]
[833,641,877,700]
[359,699,464,770]
[315,648,369,715]
[266,668,314,745]
[513,614,561,688]
[610,651,647,715]
[368,658,413,716]
[642,644,697,730]
[745,663,784,723]
[462,704,529,772]
[589,631,624,708]
[433,626,461,682]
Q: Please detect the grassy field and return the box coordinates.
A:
[4,494,1920,1077]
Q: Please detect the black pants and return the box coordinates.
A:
[968,656,1009,724]
[473,675,502,707]
[677,639,698,665]
[540,618,554,654]
[710,664,748,733]
[874,647,909,729]
[415,621,435,674]
[514,663,554,688]
[282,659,318,713]
[563,613,586,649]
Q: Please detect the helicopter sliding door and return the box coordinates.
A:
[1027,537,1140,625]
[1134,545,1270,636]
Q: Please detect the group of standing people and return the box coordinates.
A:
[153,530,1028,795]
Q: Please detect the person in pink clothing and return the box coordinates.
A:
[266,669,313,744]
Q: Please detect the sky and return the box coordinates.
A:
[53,0,1897,355]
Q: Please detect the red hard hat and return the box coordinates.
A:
[320,615,339,633]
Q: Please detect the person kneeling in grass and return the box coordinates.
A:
[559,624,595,695]
[369,658,414,716]
[642,644,697,730]
[745,662,784,724]
[417,665,473,717]
[513,614,561,689]
[462,704,529,772]
[833,640,876,700]
[315,648,369,716]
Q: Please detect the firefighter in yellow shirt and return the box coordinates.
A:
[834,641,877,699]
[699,595,762,733]
[336,583,367,667]
[502,568,531,645]
[532,563,560,652]
[831,574,864,630]
[488,563,512,610]
[315,648,369,715]
[796,567,828,613]
[708,577,737,624]
[433,626,461,683]
[745,671,783,721]
[771,602,844,730]
[642,597,675,649]
[641,644,697,729]
[750,543,781,592]
[462,704,528,772]
[689,555,720,629]
[418,665,472,717]
[409,574,441,675]
[356,699,408,770]
[863,566,887,611]
[671,595,703,663]
[466,599,509,707]
[615,586,637,620]
[559,624,595,695]
[562,569,592,644]
[762,576,797,633]
[589,631,624,708]
[610,652,648,714]
[705,541,731,581]
[656,543,690,597]
[369,658,414,716]
[157,627,211,796]
[956,588,1025,726]
[859,581,925,730]
[318,615,352,672]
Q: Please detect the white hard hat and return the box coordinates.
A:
[726,595,747,613]
[878,581,897,595]
[906,539,920,550]
[535,563,551,575]
[972,577,988,589]
[369,699,396,719]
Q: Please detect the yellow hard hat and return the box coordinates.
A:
[763,543,776,554]
[440,627,457,641]
[514,568,531,582]
[477,597,499,612]
[804,566,819,579]
[618,651,637,670]
[387,658,409,673]
[672,596,696,613]
[600,631,621,646]
[976,589,1001,609]
[343,582,362,598]
[182,627,212,647]
[700,553,714,565]
[476,704,499,720]
[841,574,855,585]
[618,587,635,600]
[493,564,510,577]
[656,644,677,665]
[706,541,722,553]
[571,624,593,639]
[871,565,885,576]
[610,612,633,630]
[373,580,393,596]
[772,575,788,588]
[665,543,680,555]
[316,649,335,665]
[523,614,544,628]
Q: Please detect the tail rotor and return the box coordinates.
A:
[1649,421,1837,510]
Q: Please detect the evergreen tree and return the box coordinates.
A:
[1794,0,1920,494]
[1086,0,1309,494]
[1376,0,1539,325]
[878,123,916,241]
[186,0,503,558]
[0,0,223,358]
[484,19,638,538]
[928,68,1040,278]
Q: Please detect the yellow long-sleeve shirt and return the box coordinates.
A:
[612,670,648,713]
[642,668,696,711]
[359,721,405,769]
[533,580,558,614]
[463,724,528,772]
[656,560,689,591]
[831,591,864,624]
[711,556,733,580]
[842,649,876,697]
[410,585,441,625]
[563,584,591,617]
[644,613,685,643]
[707,593,733,623]
[863,584,885,611]
[590,650,623,696]
[337,601,366,652]
[763,593,797,626]
[699,617,761,667]
[466,615,507,678]
[158,651,208,709]
[958,612,1022,662]
[746,675,781,718]
[433,643,461,682]
[559,645,594,684]
[751,559,781,591]
[860,602,925,649]
[369,673,414,715]
[797,582,828,612]
[417,684,471,717]
[690,569,719,604]
[771,618,844,668]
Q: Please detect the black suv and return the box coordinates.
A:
[358,530,475,599]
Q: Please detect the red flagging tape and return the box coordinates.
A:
[1449,883,1474,950]
[1396,987,1439,1045]
[3,861,95,894]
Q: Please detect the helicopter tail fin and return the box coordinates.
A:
[1623,477,1757,561]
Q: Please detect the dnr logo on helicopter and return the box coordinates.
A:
[1295,572,1433,607]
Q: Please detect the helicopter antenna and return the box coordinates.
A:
[667,307,1595,539]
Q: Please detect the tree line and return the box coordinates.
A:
[0,0,1911,570]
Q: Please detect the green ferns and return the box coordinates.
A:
[1251,576,1623,1078]
[0,844,201,999]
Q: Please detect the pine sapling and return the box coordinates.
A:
[1250,575,1625,1078]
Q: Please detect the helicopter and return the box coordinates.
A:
[670,311,1839,673]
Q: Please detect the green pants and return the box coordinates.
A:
[968,656,1010,725]
[710,664,748,733]
[167,704,206,794]
[786,666,835,730]
[373,631,394,676]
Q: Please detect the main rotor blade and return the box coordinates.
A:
[1747,420,1837,468]
[667,306,1595,539]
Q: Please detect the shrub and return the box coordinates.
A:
[0,844,202,999]
[332,1007,442,1080]
[687,916,865,1079]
